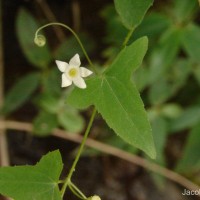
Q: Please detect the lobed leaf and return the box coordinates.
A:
[68,37,156,158]
[0,151,63,200]
[133,65,149,92]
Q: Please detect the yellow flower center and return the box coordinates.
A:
[68,68,77,77]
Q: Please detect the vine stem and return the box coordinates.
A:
[58,24,134,198]
[35,22,135,198]
[69,181,87,199]
[60,107,97,197]
[69,184,84,199]
[35,22,98,75]
[122,27,135,47]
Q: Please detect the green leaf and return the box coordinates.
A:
[0,150,62,200]
[149,59,191,105]
[33,111,58,136]
[182,24,200,62]
[17,9,51,68]
[149,78,172,105]
[36,93,61,114]
[173,0,198,23]
[193,63,200,85]
[68,37,156,158]
[101,5,128,45]
[151,117,168,164]
[170,59,192,88]
[58,106,84,133]
[133,12,171,39]
[169,106,200,132]
[43,68,62,96]
[149,117,170,189]
[114,0,153,29]
[176,124,200,173]
[148,28,182,84]
[133,64,149,91]
[1,73,40,115]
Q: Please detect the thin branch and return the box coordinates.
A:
[36,0,65,42]
[61,108,97,197]
[0,0,10,167]
[0,120,199,193]
[35,22,99,74]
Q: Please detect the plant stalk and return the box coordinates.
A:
[60,107,97,197]
[35,22,98,75]
[122,27,135,47]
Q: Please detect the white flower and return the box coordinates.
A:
[55,54,93,89]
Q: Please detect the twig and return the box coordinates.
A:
[0,120,199,193]
[35,0,65,42]
[0,0,10,167]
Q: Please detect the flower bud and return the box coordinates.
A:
[34,34,46,47]
[87,195,101,200]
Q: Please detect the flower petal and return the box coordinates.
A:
[56,60,68,72]
[69,54,81,67]
[80,67,93,77]
[62,74,72,87]
[73,77,86,89]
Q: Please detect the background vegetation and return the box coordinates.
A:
[1,0,200,199]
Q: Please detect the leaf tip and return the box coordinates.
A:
[141,36,149,48]
[37,150,63,166]
[148,148,157,159]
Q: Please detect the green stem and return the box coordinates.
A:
[69,184,84,199]
[69,182,87,199]
[35,22,98,75]
[122,27,135,47]
[58,180,65,184]
[60,107,97,197]
[103,27,135,68]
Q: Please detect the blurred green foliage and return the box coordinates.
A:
[1,8,93,135]
[101,0,200,181]
[1,0,200,184]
